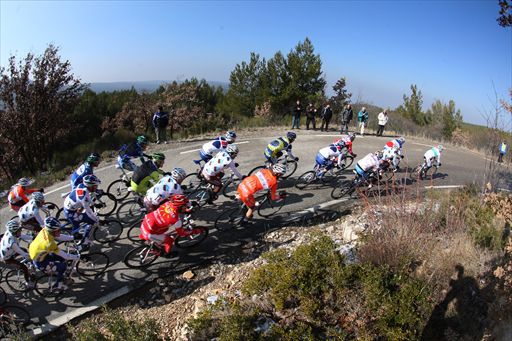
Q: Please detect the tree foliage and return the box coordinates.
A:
[397,85,427,125]
[498,0,512,27]
[330,77,352,114]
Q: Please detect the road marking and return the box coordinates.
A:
[179,141,249,154]
[424,185,463,189]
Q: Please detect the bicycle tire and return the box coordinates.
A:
[93,219,123,244]
[422,166,438,180]
[174,227,208,248]
[222,179,239,200]
[94,192,118,217]
[116,199,145,224]
[35,274,60,297]
[43,202,60,217]
[76,252,109,277]
[182,173,203,196]
[248,165,266,176]
[0,287,5,306]
[339,155,354,170]
[4,269,27,293]
[257,194,286,217]
[409,165,422,181]
[282,160,298,179]
[0,305,30,325]
[214,207,244,231]
[187,186,212,207]
[124,245,159,269]
[331,180,356,199]
[55,207,64,219]
[106,179,131,201]
[295,171,317,190]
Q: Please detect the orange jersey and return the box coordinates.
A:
[142,201,179,235]
[238,169,278,207]
[8,186,38,206]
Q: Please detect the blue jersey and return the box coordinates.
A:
[119,142,144,160]
[70,162,93,189]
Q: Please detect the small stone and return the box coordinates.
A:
[157,278,166,286]
[164,294,173,303]
[157,299,165,305]
[183,271,195,280]
[207,295,219,305]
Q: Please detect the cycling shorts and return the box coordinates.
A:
[315,153,331,166]
[198,150,213,163]
[117,155,137,172]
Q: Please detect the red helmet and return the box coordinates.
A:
[169,194,189,208]
[334,138,343,146]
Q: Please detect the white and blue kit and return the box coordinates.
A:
[63,184,98,242]
[70,162,93,190]
[117,142,146,171]
[144,176,183,206]
[18,199,44,227]
[195,137,228,164]
[316,144,343,170]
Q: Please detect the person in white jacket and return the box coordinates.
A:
[376,110,389,136]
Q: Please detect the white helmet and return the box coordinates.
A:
[171,168,187,183]
[32,192,45,204]
[272,164,287,176]
[437,145,444,152]
[225,131,237,143]
[226,144,239,157]
[17,178,34,187]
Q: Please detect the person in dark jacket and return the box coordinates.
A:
[306,103,316,130]
[320,104,333,132]
[152,106,169,144]
[291,100,302,129]
[340,104,353,134]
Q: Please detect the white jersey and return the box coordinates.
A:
[319,145,341,159]
[63,184,98,222]
[18,199,44,225]
[203,151,242,178]
[357,153,380,172]
[0,231,30,260]
[424,147,442,163]
[145,176,183,206]
[201,137,227,156]
[382,148,395,161]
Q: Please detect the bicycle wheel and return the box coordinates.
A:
[124,245,159,269]
[35,274,60,297]
[0,305,30,325]
[257,194,286,217]
[116,199,145,224]
[423,166,438,180]
[126,222,143,243]
[331,181,356,199]
[409,165,422,181]
[222,179,239,199]
[4,269,27,293]
[188,186,212,207]
[174,227,208,248]
[295,171,317,190]
[94,192,118,217]
[107,179,131,201]
[76,252,109,277]
[282,160,298,179]
[55,207,64,219]
[248,165,265,176]
[214,207,244,231]
[182,173,203,196]
[339,155,354,170]
[93,219,123,243]
[43,202,60,217]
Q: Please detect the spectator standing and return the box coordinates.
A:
[340,104,353,134]
[357,107,369,136]
[291,100,302,129]
[320,104,333,132]
[152,106,169,144]
[306,103,316,130]
[498,141,508,163]
[376,110,389,136]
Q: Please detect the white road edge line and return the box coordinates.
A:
[424,185,463,189]
[179,140,250,154]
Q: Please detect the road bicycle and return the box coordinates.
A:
[247,155,298,179]
[331,170,381,200]
[214,190,287,231]
[409,160,438,181]
[106,164,133,201]
[295,154,354,190]
[123,216,208,268]
[182,172,237,207]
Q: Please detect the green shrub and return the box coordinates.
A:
[69,307,162,341]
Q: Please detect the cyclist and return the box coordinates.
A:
[144,167,187,212]
[63,174,101,246]
[117,135,150,172]
[70,153,101,190]
[264,132,298,165]
[0,220,36,289]
[194,131,237,165]
[354,151,390,184]
[29,217,79,291]
[18,192,46,232]
[139,194,193,256]
[423,145,443,170]
[315,143,346,177]
[334,132,357,156]
[130,153,166,196]
[383,137,405,170]
[237,164,287,225]
[201,144,243,201]
[8,178,43,212]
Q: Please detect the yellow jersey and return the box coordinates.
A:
[29,229,59,262]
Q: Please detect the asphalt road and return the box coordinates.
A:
[0,129,510,335]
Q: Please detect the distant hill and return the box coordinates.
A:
[87,80,229,93]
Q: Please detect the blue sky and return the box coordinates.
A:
[1,0,511,125]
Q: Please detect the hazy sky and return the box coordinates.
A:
[1,0,511,125]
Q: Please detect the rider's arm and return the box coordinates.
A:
[12,242,29,260]
[83,200,99,223]
[34,208,44,226]
[437,153,442,165]
[56,249,80,261]
[228,161,243,179]
[285,145,296,160]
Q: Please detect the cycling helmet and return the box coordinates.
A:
[83,174,101,187]
[226,144,239,157]
[169,194,189,208]
[86,153,100,164]
[225,131,237,143]
[137,135,148,145]
[437,145,444,152]
[272,164,287,176]
[32,192,45,204]
[171,168,187,182]
[17,177,34,187]
[5,220,22,234]
[152,153,166,161]
[349,132,356,142]
[44,217,61,232]
[398,137,405,146]
[286,132,297,142]
[375,151,384,160]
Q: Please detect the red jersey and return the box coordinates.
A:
[142,201,180,235]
